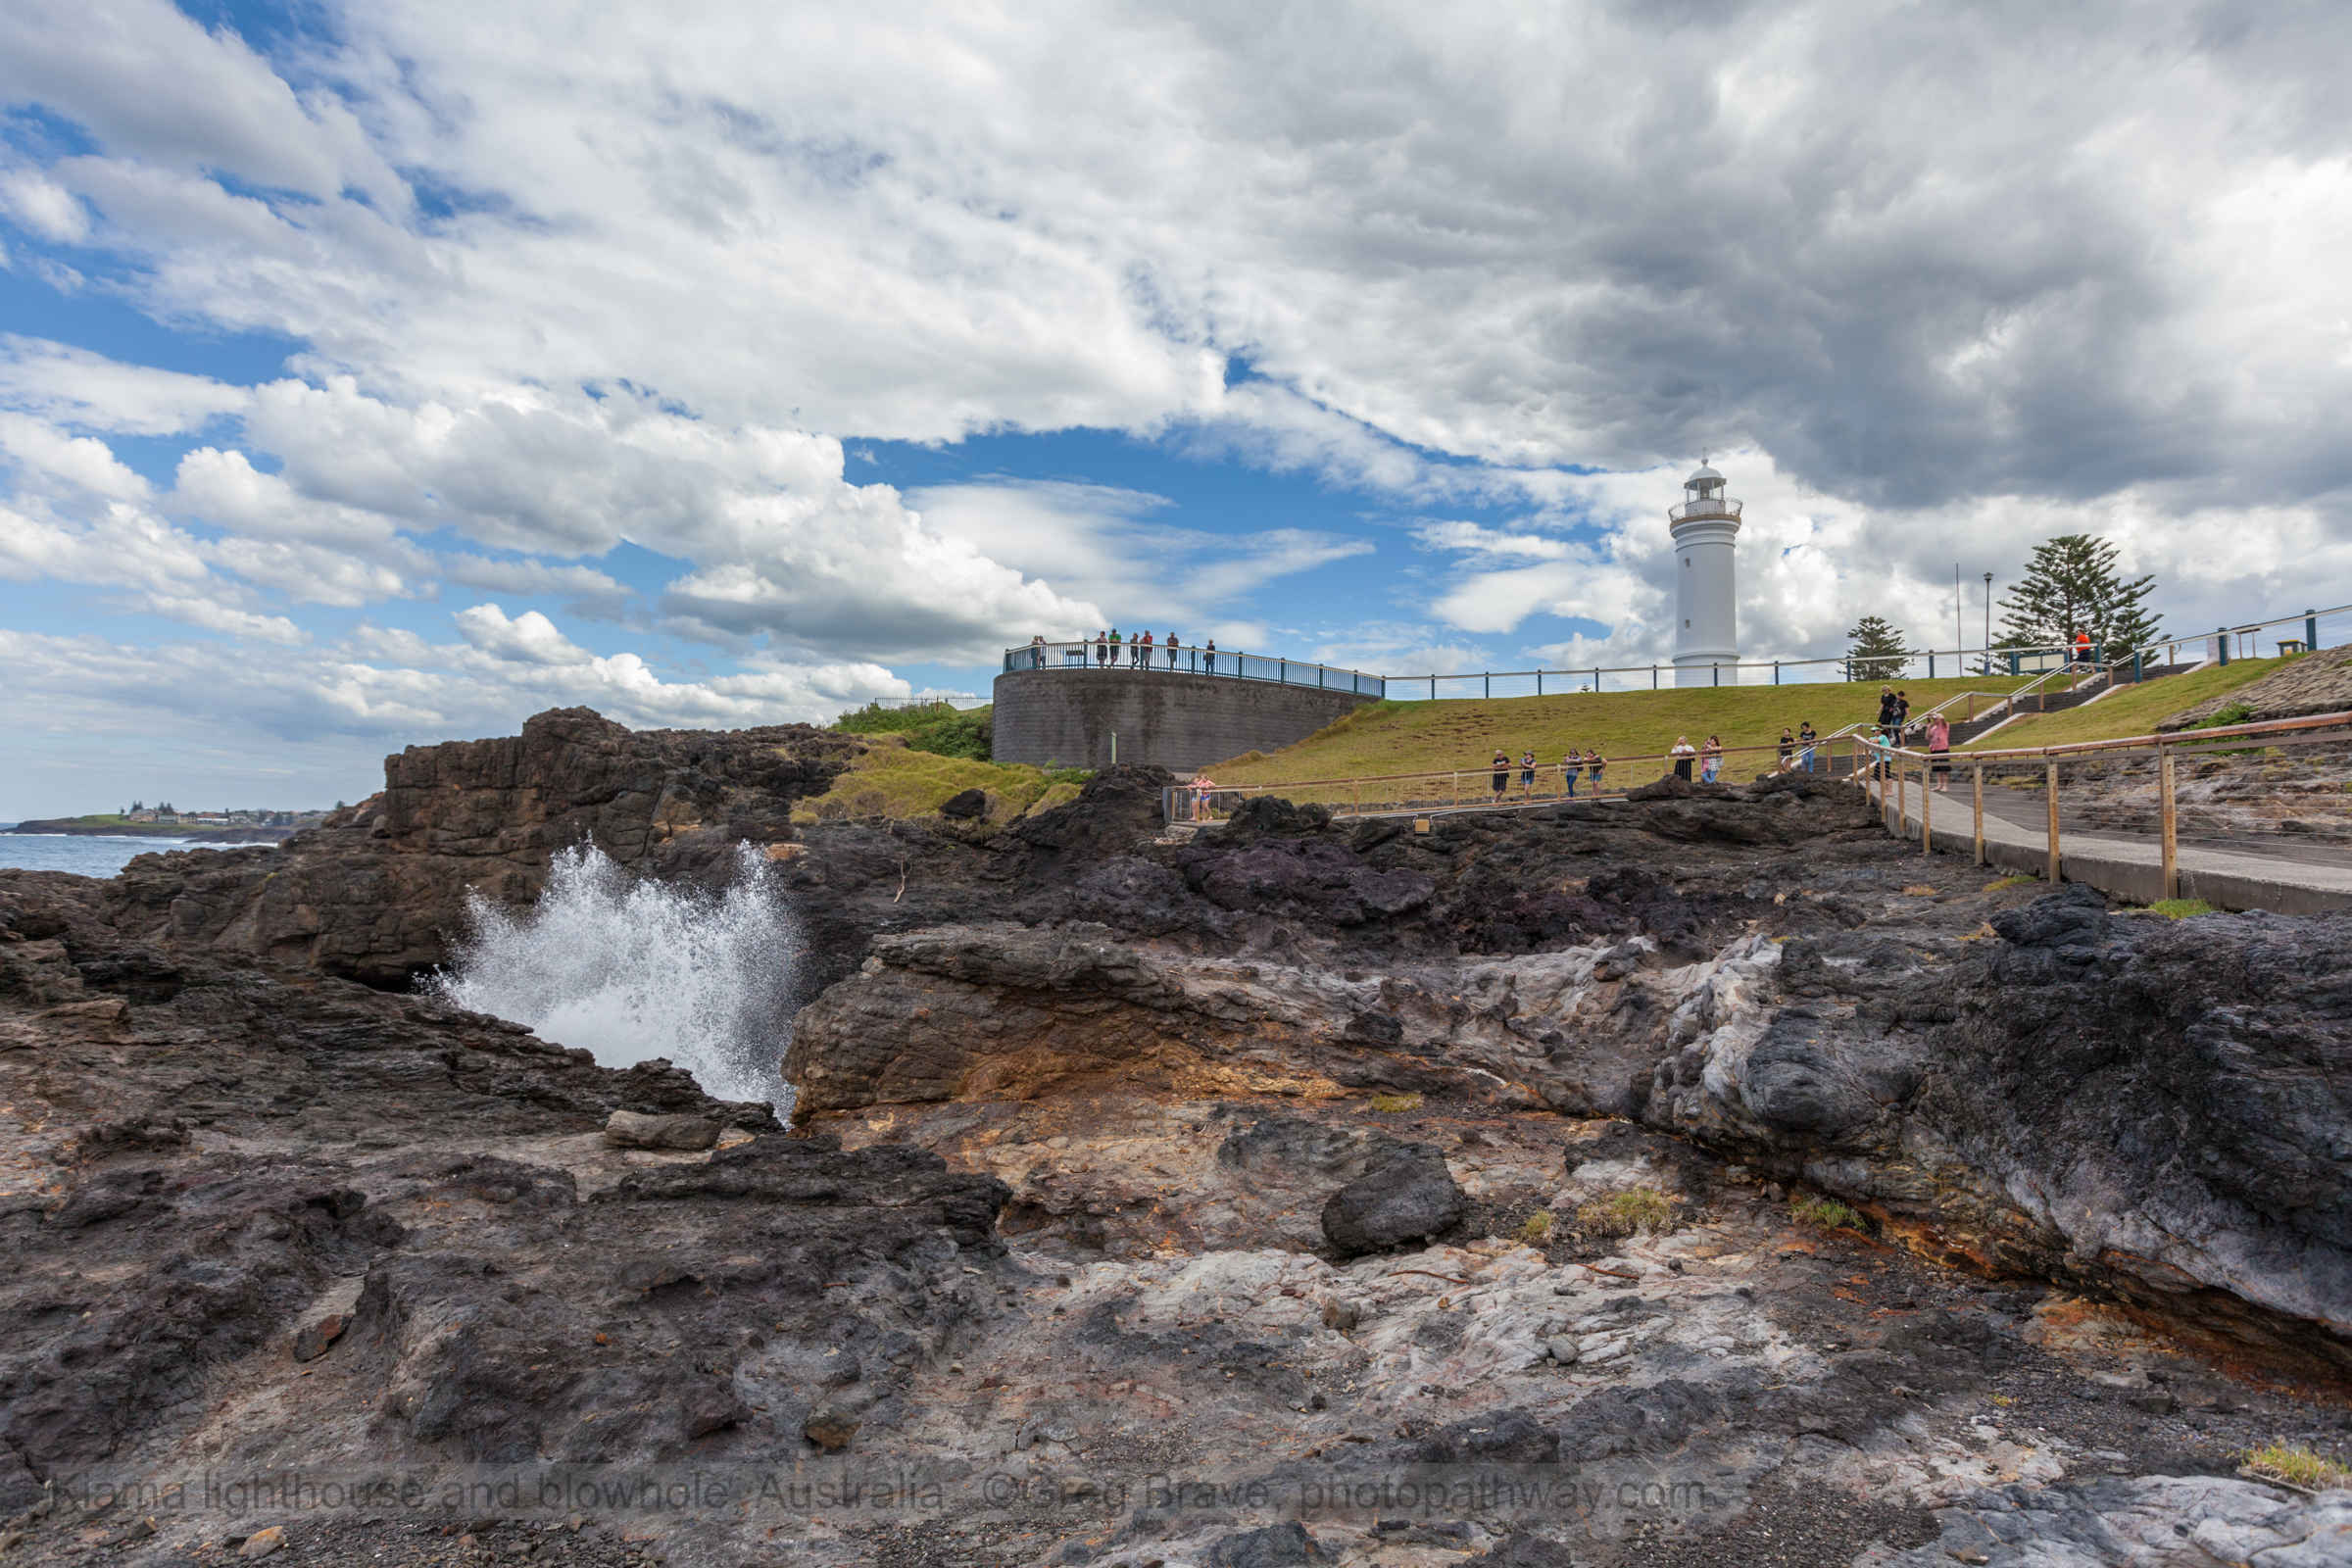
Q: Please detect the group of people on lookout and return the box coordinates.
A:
[1027,630,1223,672]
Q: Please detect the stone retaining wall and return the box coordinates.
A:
[991,667,1375,772]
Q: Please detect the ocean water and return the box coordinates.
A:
[0,832,220,877]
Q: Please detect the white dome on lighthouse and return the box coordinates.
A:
[1685,462,1724,486]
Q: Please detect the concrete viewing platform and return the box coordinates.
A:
[1871,775,2352,914]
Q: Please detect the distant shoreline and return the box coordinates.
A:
[3,819,293,846]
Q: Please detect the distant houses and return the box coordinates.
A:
[118,800,325,830]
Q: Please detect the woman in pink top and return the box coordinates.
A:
[1927,712,1953,792]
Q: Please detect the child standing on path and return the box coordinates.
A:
[1492,750,1511,803]
[1699,735,1724,783]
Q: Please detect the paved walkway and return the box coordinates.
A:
[1869,775,2352,914]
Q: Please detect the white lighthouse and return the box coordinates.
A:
[1670,459,1740,686]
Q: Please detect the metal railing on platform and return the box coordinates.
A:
[1011,599,2351,708]
[1004,640,1386,697]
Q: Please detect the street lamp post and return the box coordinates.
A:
[1982,572,1994,671]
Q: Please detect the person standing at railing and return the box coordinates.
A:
[1519,750,1537,799]
[1561,748,1582,798]
[1896,689,1912,734]
[1586,748,1604,793]
[1095,630,1109,667]
[1030,634,1047,669]
[1798,721,1819,772]
[1777,727,1795,771]
[1164,632,1181,669]
[1876,688,1899,776]
[1203,638,1218,674]
[1491,749,1510,803]
[1699,734,1724,783]
[1134,630,1152,668]
[1927,711,1953,793]
[1671,736,1696,781]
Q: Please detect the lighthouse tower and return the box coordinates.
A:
[1670,459,1741,686]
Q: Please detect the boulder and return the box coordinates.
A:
[604,1110,720,1151]
[803,1407,859,1451]
[1320,1147,1468,1256]
[939,788,988,820]
[1206,1522,1325,1567]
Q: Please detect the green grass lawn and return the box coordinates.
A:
[1203,674,2031,787]
[1961,656,2293,751]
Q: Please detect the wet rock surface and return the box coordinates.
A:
[1,710,2347,1567]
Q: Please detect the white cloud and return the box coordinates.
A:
[0,499,212,592]
[0,0,404,208]
[907,477,1367,637]
[0,413,151,500]
[0,0,2348,758]
[136,593,308,646]
[206,535,422,608]
[0,337,249,436]
[0,171,88,243]
[437,553,629,610]
[452,603,591,665]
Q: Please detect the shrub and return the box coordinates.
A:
[1515,1210,1554,1246]
[2192,701,2257,731]
[1367,1092,1424,1114]
[1791,1194,1866,1232]
[2240,1443,2352,1492]
[831,701,993,760]
[1985,874,2038,891]
[833,699,963,733]
[1578,1188,1675,1238]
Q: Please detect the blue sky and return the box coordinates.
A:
[2,1,2348,816]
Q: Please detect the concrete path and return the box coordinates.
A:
[1868,774,2352,914]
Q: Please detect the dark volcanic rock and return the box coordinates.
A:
[1319,1146,1468,1256]
[939,787,989,820]
[98,707,860,987]
[602,1109,720,1150]
[0,884,1004,1491]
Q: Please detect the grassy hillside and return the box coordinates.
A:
[791,734,1088,825]
[1203,674,2031,786]
[1960,657,2292,751]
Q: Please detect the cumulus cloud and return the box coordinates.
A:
[3,0,2351,808]
[453,603,592,665]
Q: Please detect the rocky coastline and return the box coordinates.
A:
[2,708,2346,1567]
